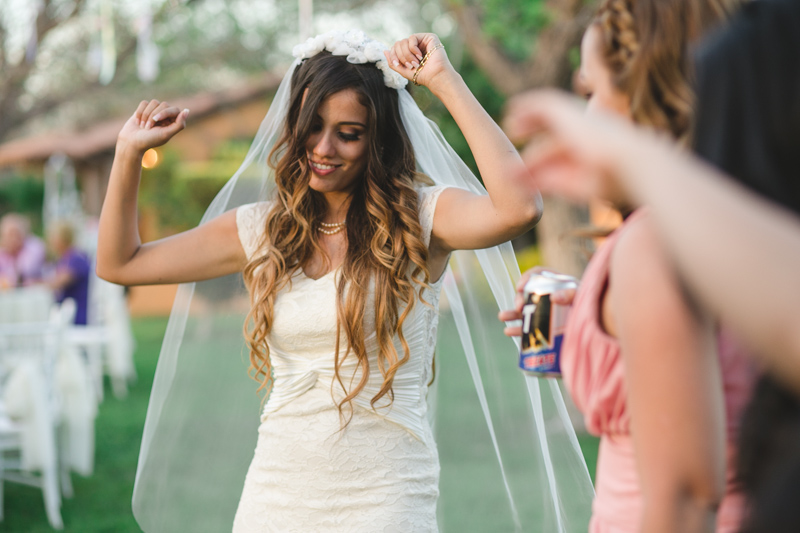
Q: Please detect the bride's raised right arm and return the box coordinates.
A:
[96,100,247,286]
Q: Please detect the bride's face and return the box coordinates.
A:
[305,88,370,197]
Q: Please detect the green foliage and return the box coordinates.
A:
[138,148,229,235]
[478,0,552,62]
[0,173,45,234]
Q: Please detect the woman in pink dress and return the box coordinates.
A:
[502,0,753,531]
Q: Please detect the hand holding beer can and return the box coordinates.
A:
[519,271,578,378]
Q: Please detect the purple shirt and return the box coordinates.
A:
[0,236,46,287]
[55,248,91,325]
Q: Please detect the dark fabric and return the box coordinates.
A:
[692,3,800,532]
[693,0,800,214]
[736,375,800,533]
[55,248,91,325]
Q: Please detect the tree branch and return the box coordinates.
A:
[447,0,595,95]
[448,2,530,96]
[0,0,159,143]
[0,0,87,141]
[523,0,595,89]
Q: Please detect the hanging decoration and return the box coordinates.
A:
[98,0,117,85]
[299,0,313,41]
[25,0,44,63]
[136,6,160,83]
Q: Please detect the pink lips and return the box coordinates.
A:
[309,159,340,176]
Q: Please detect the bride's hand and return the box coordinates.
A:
[117,99,189,154]
[385,33,452,89]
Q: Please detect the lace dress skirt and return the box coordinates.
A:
[231,384,440,532]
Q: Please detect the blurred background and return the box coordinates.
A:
[0,0,603,530]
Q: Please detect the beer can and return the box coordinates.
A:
[519,271,578,378]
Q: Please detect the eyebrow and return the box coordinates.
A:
[338,121,366,128]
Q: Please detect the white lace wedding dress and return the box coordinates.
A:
[231,186,447,533]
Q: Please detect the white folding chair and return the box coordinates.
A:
[0,286,53,324]
[0,319,64,529]
[78,277,136,400]
[0,292,68,530]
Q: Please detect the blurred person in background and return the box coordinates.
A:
[691,1,800,531]
[501,0,751,531]
[503,0,800,531]
[0,212,46,288]
[46,221,91,325]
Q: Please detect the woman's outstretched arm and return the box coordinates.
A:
[502,89,800,392]
[97,100,246,286]
[385,34,543,262]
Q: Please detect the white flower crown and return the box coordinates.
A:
[292,30,408,90]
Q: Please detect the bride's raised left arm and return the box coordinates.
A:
[386,33,543,254]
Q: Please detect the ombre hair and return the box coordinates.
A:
[242,51,432,423]
[591,0,740,142]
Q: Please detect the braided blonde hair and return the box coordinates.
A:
[592,0,740,141]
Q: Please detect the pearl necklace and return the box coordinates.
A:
[318,220,346,235]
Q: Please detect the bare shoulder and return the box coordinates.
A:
[609,209,689,333]
[610,210,672,288]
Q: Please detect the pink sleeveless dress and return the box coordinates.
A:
[560,209,754,532]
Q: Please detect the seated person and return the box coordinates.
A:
[0,213,46,288]
[47,222,91,325]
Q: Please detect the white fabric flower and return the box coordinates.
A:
[363,43,384,63]
[291,35,324,60]
[291,29,408,90]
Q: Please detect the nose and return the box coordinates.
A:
[310,130,336,159]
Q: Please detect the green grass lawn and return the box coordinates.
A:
[1,316,599,532]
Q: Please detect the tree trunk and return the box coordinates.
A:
[537,196,591,276]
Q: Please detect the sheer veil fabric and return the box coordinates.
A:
[132,41,594,532]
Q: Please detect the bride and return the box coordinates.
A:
[97,30,592,532]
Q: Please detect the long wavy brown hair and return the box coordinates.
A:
[592,0,741,142]
[242,52,432,422]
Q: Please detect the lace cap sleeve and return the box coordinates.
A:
[416,185,449,248]
[236,202,270,260]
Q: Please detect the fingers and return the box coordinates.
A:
[551,288,577,306]
[513,270,533,311]
[502,93,552,144]
[151,105,182,127]
[498,309,522,322]
[134,100,150,128]
[513,267,579,311]
[139,99,162,128]
[515,270,534,292]
[386,33,439,74]
[384,49,409,77]
[147,102,172,128]
[388,41,417,72]
[165,108,189,136]
[133,100,189,132]
[498,309,522,338]
[518,138,600,203]
[408,34,424,61]
[503,89,584,145]
[400,40,419,69]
